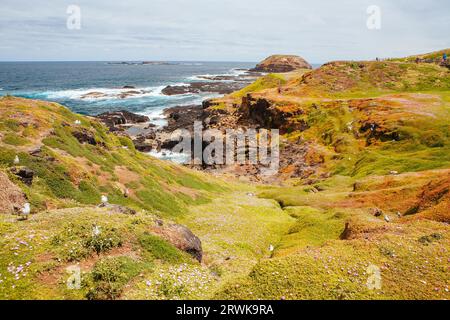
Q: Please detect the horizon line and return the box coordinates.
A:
[0,59,325,64]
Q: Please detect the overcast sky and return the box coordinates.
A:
[0,0,449,62]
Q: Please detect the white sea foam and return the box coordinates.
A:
[141,108,168,128]
[186,68,250,82]
[147,150,190,164]
[39,85,178,101]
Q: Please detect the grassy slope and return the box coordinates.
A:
[0,96,222,216]
[0,96,293,300]
[389,48,449,63]
[206,55,450,299]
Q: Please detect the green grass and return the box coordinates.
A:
[0,97,226,217]
[231,74,286,99]
[178,192,294,280]
[139,233,192,264]
[276,207,347,255]
[2,133,30,146]
[215,219,449,300]
[84,256,144,300]
[389,48,449,63]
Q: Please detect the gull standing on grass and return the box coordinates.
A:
[21,203,31,220]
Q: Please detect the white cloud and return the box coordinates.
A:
[0,0,448,62]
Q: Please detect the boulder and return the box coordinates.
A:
[80,92,108,99]
[10,167,34,186]
[0,171,27,214]
[117,90,141,99]
[162,81,246,96]
[163,105,203,132]
[250,55,312,73]
[151,223,203,262]
[160,138,181,150]
[98,203,137,215]
[96,110,150,129]
[133,139,153,152]
[72,129,97,145]
[370,208,383,217]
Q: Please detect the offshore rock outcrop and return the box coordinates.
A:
[162,81,247,96]
[250,55,312,73]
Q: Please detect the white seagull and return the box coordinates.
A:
[21,203,31,219]
[101,195,109,204]
[14,155,20,165]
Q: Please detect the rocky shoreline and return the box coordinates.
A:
[78,70,263,100]
[94,56,314,182]
[95,96,309,184]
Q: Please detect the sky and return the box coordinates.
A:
[0,0,449,63]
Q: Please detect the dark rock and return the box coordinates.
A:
[160,137,181,150]
[140,131,156,140]
[96,110,150,129]
[162,81,246,96]
[122,85,136,89]
[163,105,203,132]
[240,95,307,132]
[151,223,203,262]
[196,72,261,82]
[80,92,107,99]
[370,208,383,217]
[98,203,137,215]
[29,147,42,156]
[11,167,34,186]
[359,121,400,145]
[118,91,141,99]
[133,139,153,152]
[202,99,215,109]
[72,129,97,145]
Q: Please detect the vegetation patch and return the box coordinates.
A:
[84,256,143,300]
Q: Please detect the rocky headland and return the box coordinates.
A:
[250,54,312,72]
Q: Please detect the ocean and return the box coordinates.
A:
[0,61,255,126]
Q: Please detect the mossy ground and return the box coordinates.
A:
[215,218,449,300]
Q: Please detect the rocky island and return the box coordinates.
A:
[250,54,312,72]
